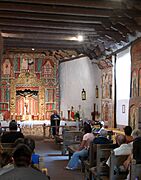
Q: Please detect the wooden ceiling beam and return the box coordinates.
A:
[0,15,139,35]
[0,10,137,26]
[0,2,113,17]
[0,11,139,33]
[111,23,132,36]
[0,23,138,42]
[0,0,139,60]
[117,9,141,18]
[0,2,140,18]
[4,41,81,50]
[0,0,124,9]
[2,32,98,41]
[0,18,103,31]
[3,37,87,45]
[1,28,128,44]
[0,27,97,36]
[0,11,110,24]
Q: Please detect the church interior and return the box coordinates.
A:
[0,1,141,179]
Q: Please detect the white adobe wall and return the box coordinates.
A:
[59,56,101,120]
[116,47,131,126]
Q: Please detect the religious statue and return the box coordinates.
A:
[24,97,29,115]
[70,106,75,120]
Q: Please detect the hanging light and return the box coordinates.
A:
[81,88,86,100]
[77,35,83,42]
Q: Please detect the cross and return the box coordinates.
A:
[91,103,96,121]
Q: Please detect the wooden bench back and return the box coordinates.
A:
[88,142,97,167]
[109,151,129,180]
[130,159,141,179]
[83,143,97,178]
[62,130,83,155]
[63,130,83,145]
[96,144,115,177]
[0,143,15,154]
[1,143,15,148]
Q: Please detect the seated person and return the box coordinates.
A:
[66,123,95,170]
[92,120,104,133]
[124,129,141,170]
[1,120,24,143]
[124,126,133,143]
[106,134,132,167]
[93,129,111,144]
[0,144,50,180]
[132,130,141,164]
[24,137,40,167]
[14,137,40,168]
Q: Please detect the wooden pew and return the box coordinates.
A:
[62,130,83,155]
[130,159,141,179]
[54,126,78,144]
[84,142,97,179]
[109,151,129,180]
[90,144,116,180]
[0,143,15,154]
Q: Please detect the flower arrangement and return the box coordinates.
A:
[74,111,80,120]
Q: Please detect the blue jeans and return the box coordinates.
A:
[67,148,88,169]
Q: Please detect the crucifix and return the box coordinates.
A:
[24,96,29,115]
[91,103,96,121]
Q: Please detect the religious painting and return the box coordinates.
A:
[138,68,141,96]
[42,60,54,79]
[45,88,54,102]
[102,102,109,122]
[131,39,141,63]
[21,54,34,71]
[13,54,21,72]
[129,105,138,130]
[131,70,138,97]
[35,58,42,73]
[21,57,28,70]
[101,69,112,99]
[2,59,11,75]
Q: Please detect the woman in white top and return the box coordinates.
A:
[66,122,95,170]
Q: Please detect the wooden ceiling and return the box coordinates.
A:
[0,0,141,62]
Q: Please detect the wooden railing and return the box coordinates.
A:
[20,124,80,139]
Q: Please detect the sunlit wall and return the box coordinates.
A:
[116,47,131,125]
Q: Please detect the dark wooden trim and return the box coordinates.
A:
[114,54,117,128]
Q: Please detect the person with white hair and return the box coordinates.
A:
[93,129,111,144]
[131,128,141,139]
[106,134,132,167]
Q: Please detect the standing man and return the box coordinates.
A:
[50,110,60,137]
